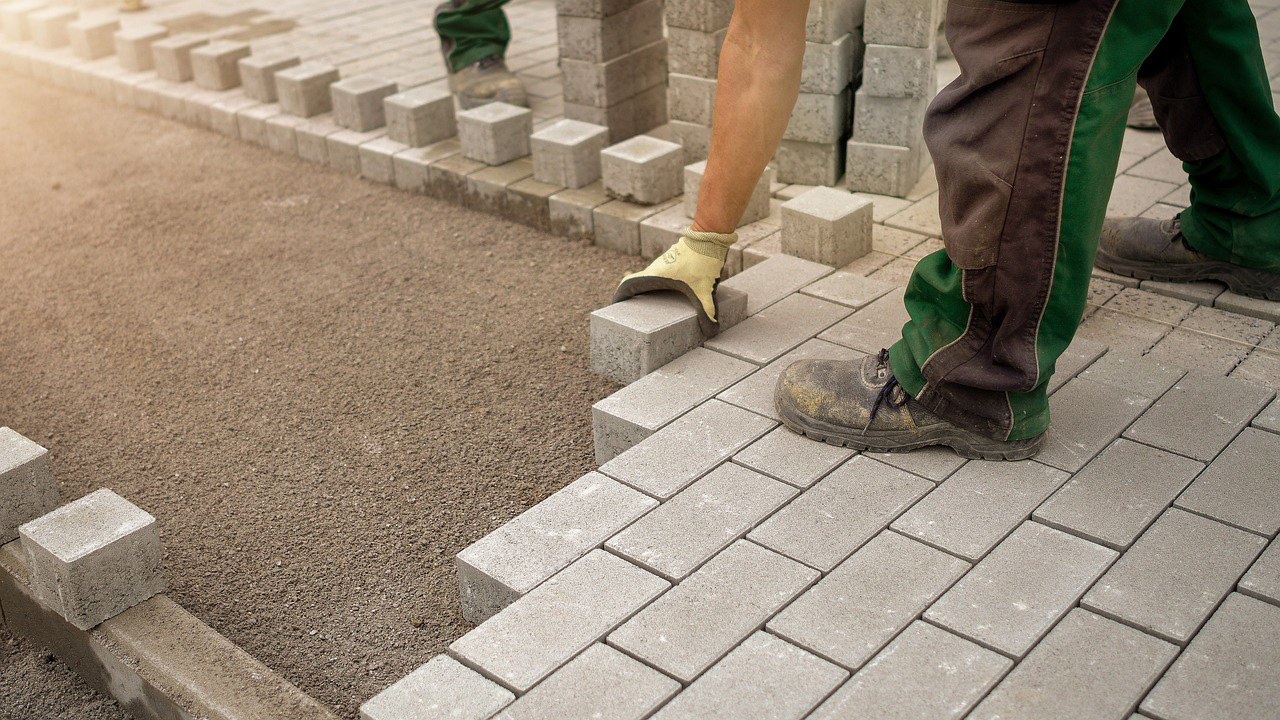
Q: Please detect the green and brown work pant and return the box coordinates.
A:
[890,0,1280,441]
[434,0,512,73]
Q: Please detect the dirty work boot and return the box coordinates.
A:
[1097,215,1280,300]
[774,350,1047,460]
[613,227,736,337]
[449,55,528,109]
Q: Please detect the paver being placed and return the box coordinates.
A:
[606,462,796,580]
[450,549,669,693]
[968,609,1177,720]
[455,472,658,624]
[749,456,932,571]
[891,460,1069,562]
[1241,539,1280,607]
[360,655,514,720]
[718,338,865,421]
[704,292,851,365]
[1173,428,1280,537]
[768,531,969,670]
[609,540,819,683]
[0,426,58,543]
[1141,593,1280,719]
[1033,439,1205,550]
[732,425,854,488]
[493,644,679,720]
[810,621,1012,720]
[1123,370,1275,462]
[1082,508,1266,644]
[1036,379,1152,473]
[651,631,848,720]
[926,522,1117,658]
[818,286,910,354]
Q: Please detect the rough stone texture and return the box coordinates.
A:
[556,0,663,62]
[780,187,873,267]
[360,654,513,720]
[592,197,674,255]
[892,460,1069,562]
[455,472,657,623]
[1145,305,1274,376]
[1082,508,1266,644]
[1037,379,1152,473]
[651,632,848,720]
[721,254,835,316]
[1141,593,1280,719]
[818,287,909,354]
[276,62,340,118]
[769,531,969,670]
[664,0,733,32]
[926,522,1118,658]
[667,72,716,125]
[239,53,300,103]
[732,426,854,488]
[531,118,608,188]
[190,41,251,91]
[810,622,1012,720]
[457,102,533,165]
[328,128,384,176]
[0,427,58,544]
[666,26,726,79]
[968,609,1178,720]
[67,16,118,61]
[862,44,935,98]
[152,33,208,83]
[1123,370,1275,462]
[1254,396,1280,435]
[705,293,851,365]
[113,24,168,73]
[774,137,847,186]
[601,135,684,205]
[864,0,942,47]
[494,643,678,720]
[1075,287,1193,355]
[783,89,853,144]
[1240,539,1280,607]
[609,540,818,683]
[718,339,865,421]
[382,86,455,148]
[846,140,925,197]
[450,550,668,693]
[749,456,931,571]
[359,137,406,185]
[1077,351,1185,401]
[1174,428,1280,537]
[801,33,859,94]
[19,488,165,630]
[800,271,895,310]
[1034,439,1204,550]
[1216,289,1280,323]
[331,76,398,132]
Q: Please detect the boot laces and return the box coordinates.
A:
[863,349,909,434]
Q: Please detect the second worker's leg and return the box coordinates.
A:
[434,0,526,108]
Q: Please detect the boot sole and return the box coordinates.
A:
[775,389,1045,461]
[1096,249,1280,301]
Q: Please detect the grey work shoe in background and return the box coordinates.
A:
[1097,215,1280,300]
[773,350,1046,461]
[449,55,528,110]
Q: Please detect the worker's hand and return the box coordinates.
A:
[612,227,737,336]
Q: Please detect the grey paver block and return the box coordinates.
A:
[68,16,118,61]
[385,86,456,148]
[1256,396,1280,434]
[805,0,858,43]
[1240,539,1280,607]
[704,293,851,365]
[360,654,513,720]
[1082,508,1266,644]
[968,609,1177,720]
[1078,351,1185,401]
[331,76,398,132]
[732,425,854,488]
[592,197,674,255]
[28,6,76,48]
[1233,330,1280,391]
[846,139,926,198]
[810,622,1012,720]
[190,41,250,91]
[892,460,1070,562]
[750,456,932,571]
[1076,287,1193,355]
[1123,370,1275,462]
[800,271,895,310]
[769,531,969,670]
[113,24,168,73]
[601,135,684,205]
[1141,593,1280,719]
[1145,305,1274,376]
[864,447,967,483]
[19,488,165,630]
[664,0,733,31]
[1037,378,1152,473]
[1174,428,1280,536]
[718,339,864,421]
[600,399,775,499]
[456,472,657,623]
[651,632,848,720]
[607,462,796,580]
[683,161,773,226]
[0,427,58,544]
[1034,439,1204,550]
[1046,336,1110,395]
[328,128,384,176]
[458,102,533,165]
[238,53,299,103]
[152,33,208,83]
[780,187,873,267]
[1140,279,1226,306]
[1,1,44,43]
[609,540,818,682]
[276,62,340,118]
[774,137,847,187]
[926,522,1118,658]
[864,0,943,47]
[783,89,853,144]
[720,253,835,316]
[531,118,608,188]
[862,44,935,98]
[801,33,858,94]
[493,644,678,720]
[668,72,716,125]
[667,25,726,78]
[1215,289,1280,323]
[818,286,909,354]
[450,549,668,693]
[359,137,406,185]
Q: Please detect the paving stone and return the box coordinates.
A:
[360,654,513,720]
[683,162,773,227]
[892,460,1069,562]
[1107,174,1179,216]
[1231,325,1280,391]
[769,531,969,670]
[1077,350,1185,401]
[609,540,818,683]
[1255,396,1280,434]
[968,609,1177,720]
[926,522,1118,658]
[599,399,775,499]
[593,198,675,255]
[783,88,853,144]
[1140,278,1226,306]
[800,270,895,310]
[1174,428,1280,537]
[608,463,797,580]
[1141,593,1280,719]
[750,456,932,571]
[705,293,851,365]
[67,16,118,61]
[667,72,716,125]
[264,112,306,155]
[330,76,398,132]
[664,0,733,31]
[1123,370,1275,462]
[493,644,677,720]
[588,288,739,385]
[358,137,406,185]
[637,204,692,260]
[1037,378,1152,473]
[190,40,250,91]
[548,181,609,240]
[592,347,755,463]
[1215,289,1280,323]
[1145,305,1274,375]
[556,0,662,62]
[1082,508,1266,644]
[801,33,859,94]
[667,25,726,78]
[557,0,649,20]
[1045,336,1109,395]
[530,118,608,188]
[457,102,533,165]
[720,254,835,316]
[718,339,864,421]
[451,550,668,693]
[113,24,167,73]
[327,128,384,176]
[778,187,873,267]
[383,86,455,148]
[152,32,208,83]
[668,119,711,163]
[1034,439,1204,551]
[208,95,256,139]
[600,135,683,205]
[818,286,909,354]
[28,6,75,48]
[0,427,57,544]
[1076,287,1192,355]
[863,0,943,47]
[1083,278,1125,321]
[652,631,847,720]
[19,488,165,630]
[294,116,342,164]
[466,158,534,215]
[864,447,967,483]
[506,176,562,231]
[0,1,43,42]
[774,137,846,186]
[810,621,1011,720]
[732,426,854,488]
[276,62,340,118]
[238,53,299,103]
[1240,539,1280,607]
[862,44,935,99]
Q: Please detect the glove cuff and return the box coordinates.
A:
[681,226,737,261]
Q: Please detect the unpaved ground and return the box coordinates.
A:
[0,71,633,718]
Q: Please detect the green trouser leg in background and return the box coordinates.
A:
[889,0,1280,441]
[434,0,512,73]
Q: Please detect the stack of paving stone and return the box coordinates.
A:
[846,0,944,197]
[663,0,731,163]
[557,0,667,143]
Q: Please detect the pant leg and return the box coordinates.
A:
[434,0,512,73]
[889,0,1186,441]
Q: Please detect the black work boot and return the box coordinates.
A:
[773,350,1046,461]
[1096,215,1280,300]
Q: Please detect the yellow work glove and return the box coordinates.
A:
[612,226,738,336]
